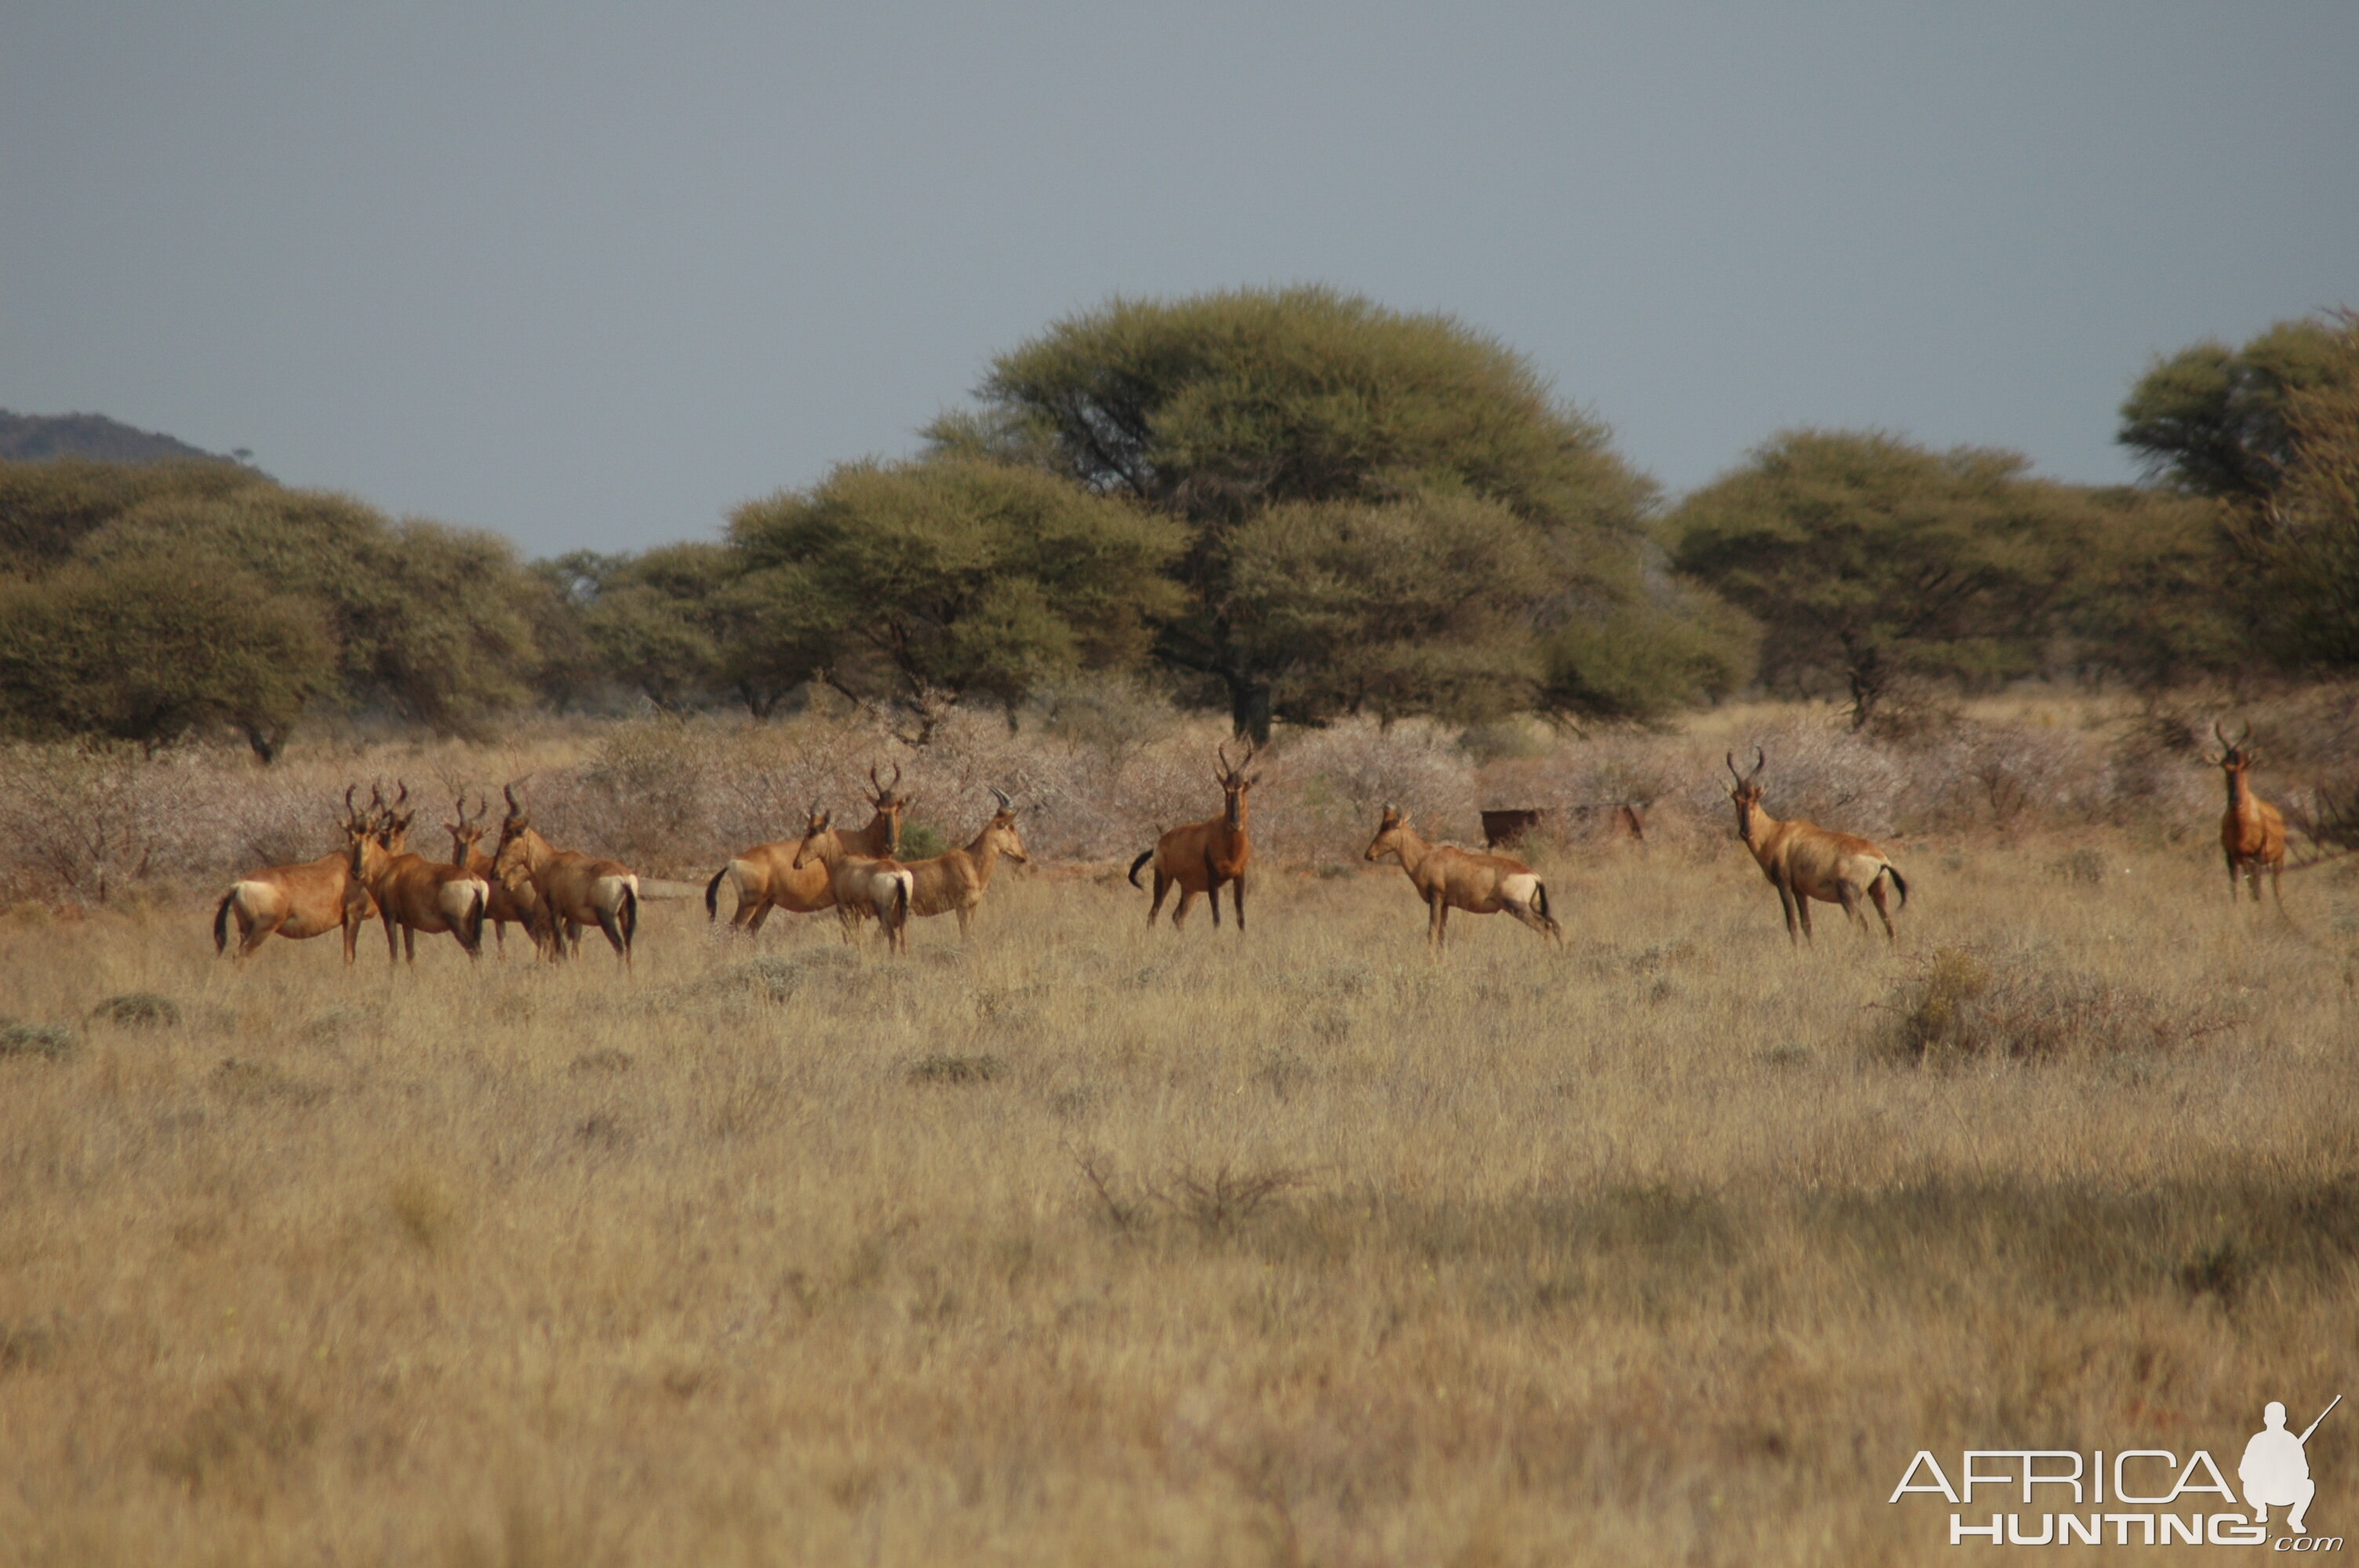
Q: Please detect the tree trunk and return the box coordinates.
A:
[1228,677,1271,743]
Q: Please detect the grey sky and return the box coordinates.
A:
[5,2,2354,557]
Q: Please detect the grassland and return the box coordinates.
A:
[3,797,2357,1565]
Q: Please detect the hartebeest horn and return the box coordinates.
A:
[1726,751,1744,786]
[990,785,1012,811]
[1751,747,1767,781]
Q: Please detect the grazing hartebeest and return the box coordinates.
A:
[791,806,914,953]
[1128,743,1259,932]
[1725,749,1908,945]
[2205,720,2287,909]
[905,787,1027,938]
[212,786,380,964]
[490,784,640,964]
[348,802,489,964]
[443,794,536,956]
[705,763,908,934]
[1364,804,1562,947]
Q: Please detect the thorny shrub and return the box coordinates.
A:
[1874,944,2230,1066]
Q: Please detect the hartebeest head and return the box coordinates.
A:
[1726,749,1768,846]
[1216,742,1261,829]
[983,785,1028,864]
[791,803,834,871]
[2204,720,2262,800]
[864,762,911,855]
[444,794,490,866]
[1365,803,1411,862]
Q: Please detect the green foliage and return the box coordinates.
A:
[1539,579,1758,724]
[2118,315,2353,502]
[2248,310,2359,669]
[927,285,1725,735]
[543,544,747,711]
[2059,486,2248,688]
[1669,431,2083,726]
[1,461,543,746]
[0,549,331,757]
[729,458,1186,736]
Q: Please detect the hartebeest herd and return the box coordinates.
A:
[209,718,2301,967]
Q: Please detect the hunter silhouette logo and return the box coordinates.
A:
[1889,1394,2343,1548]
[2245,1397,2339,1537]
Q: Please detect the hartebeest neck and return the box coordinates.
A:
[1386,824,1435,877]
[2224,767,2258,818]
[1736,802,1785,868]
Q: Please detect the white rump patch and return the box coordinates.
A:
[440,878,489,922]
[1499,873,1539,908]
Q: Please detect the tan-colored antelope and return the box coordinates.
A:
[1127,742,1258,932]
[705,763,909,935]
[211,786,381,964]
[349,786,490,964]
[904,787,1027,937]
[443,794,537,955]
[1364,804,1562,947]
[1725,749,1908,945]
[490,784,641,964]
[2205,720,2287,908]
[791,804,914,953]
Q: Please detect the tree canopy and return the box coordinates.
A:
[926,285,1738,735]
[1669,431,2086,727]
[2119,314,2354,503]
[727,457,1187,738]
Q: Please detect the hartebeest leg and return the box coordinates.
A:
[2226,854,2242,901]
[2270,862,2286,914]
[240,909,286,961]
[1231,872,1245,932]
[383,914,402,965]
[1147,871,1172,928]
[1172,888,1199,928]
[1867,877,1898,942]
[1428,892,1449,947]
[592,909,630,964]
[402,924,419,964]
[1775,885,1801,946]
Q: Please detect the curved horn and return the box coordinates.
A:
[2215,720,2231,750]
[990,785,1012,811]
[1751,746,1766,781]
[887,761,902,792]
[393,779,409,811]
[503,782,522,815]
[868,763,882,793]
[2235,719,2253,746]
[343,784,362,825]
[1725,751,1743,785]
[1217,742,1232,774]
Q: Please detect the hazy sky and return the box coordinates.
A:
[5,3,2354,557]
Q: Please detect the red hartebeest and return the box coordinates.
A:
[905,787,1027,938]
[706,763,908,935]
[1726,749,1909,946]
[490,784,640,964]
[2204,720,2287,909]
[350,786,490,964]
[212,786,380,964]
[1128,743,1259,932]
[791,805,914,953]
[443,794,536,956]
[1364,804,1561,947]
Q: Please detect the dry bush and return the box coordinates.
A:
[1874,943,2226,1065]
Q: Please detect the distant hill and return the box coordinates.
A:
[0,410,234,465]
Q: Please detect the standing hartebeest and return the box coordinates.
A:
[791,805,914,953]
[443,794,536,956]
[2205,720,2287,909]
[1128,743,1259,932]
[490,784,641,964]
[212,786,380,964]
[1725,749,1908,945]
[349,786,490,964]
[1364,804,1562,947]
[705,763,909,935]
[904,787,1027,938]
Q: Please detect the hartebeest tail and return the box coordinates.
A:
[1365,804,1562,947]
[1136,743,1259,933]
[2205,720,2287,909]
[1726,749,1906,945]
[1125,850,1154,888]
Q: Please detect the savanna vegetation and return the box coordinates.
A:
[10,291,2350,764]
[5,291,2359,1564]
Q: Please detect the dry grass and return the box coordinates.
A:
[3,786,2358,1564]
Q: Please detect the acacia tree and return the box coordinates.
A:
[725,457,1185,739]
[2255,310,2359,668]
[926,285,1737,737]
[1669,431,2082,727]
[2120,315,2353,503]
